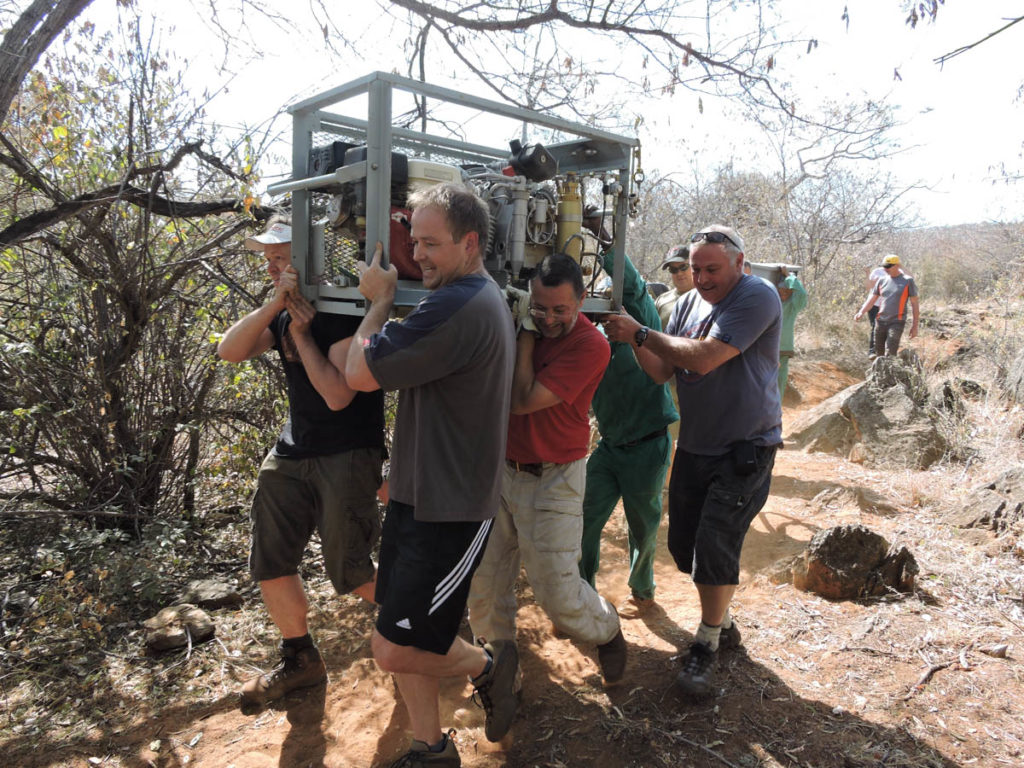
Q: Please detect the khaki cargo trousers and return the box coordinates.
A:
[468,458,620,646]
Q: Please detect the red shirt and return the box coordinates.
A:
[506,314,610,464]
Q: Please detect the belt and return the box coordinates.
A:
[615,427,668,449]
[506,459,544,477]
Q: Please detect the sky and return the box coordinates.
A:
[84,1,1024,227]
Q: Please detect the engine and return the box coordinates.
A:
[309,138,620,291]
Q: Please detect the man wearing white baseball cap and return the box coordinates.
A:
[218,214,385,708]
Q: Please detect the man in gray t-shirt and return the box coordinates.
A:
[855,253,919,357]
[345,183,518,763]
[603,224,781,702]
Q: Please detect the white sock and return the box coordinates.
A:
[695,621,722,652]
[720,609,733,630]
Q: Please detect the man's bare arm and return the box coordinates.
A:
[345,243,397,392]
[217,266,295,362]
[603,311,738,379]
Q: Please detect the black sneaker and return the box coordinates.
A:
[389,729,460,767]
[718,622,742,651]
[675,641,716,698]
[239,644,326,706]
[596,628,628,683]
[472,640,519,741]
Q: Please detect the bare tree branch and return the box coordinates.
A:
[934,15,1024,65]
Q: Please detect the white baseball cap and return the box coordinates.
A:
[244,221,292,251]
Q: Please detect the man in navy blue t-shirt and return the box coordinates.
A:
[604,224,781,701]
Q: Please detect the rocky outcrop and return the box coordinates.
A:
[787,352,948,469]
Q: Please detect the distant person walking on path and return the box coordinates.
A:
[776,265,808,399]
[345,183,518,766]
[863,256,911,355]
[855,254,919,357]
[217,215,386,708]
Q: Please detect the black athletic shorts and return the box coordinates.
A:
[375,500,492,655]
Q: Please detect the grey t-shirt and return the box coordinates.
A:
[666,273,782,456]
[365,273,515,522]
[873,274,918,323]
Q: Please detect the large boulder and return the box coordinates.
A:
[787,354,947,469]
[786,381,861,455]
[783,525,918,599]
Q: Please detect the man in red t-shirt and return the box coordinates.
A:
[468,253,627,686]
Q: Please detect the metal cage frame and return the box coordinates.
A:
[266,71,639,315]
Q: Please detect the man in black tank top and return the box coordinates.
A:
[217,215,385,708]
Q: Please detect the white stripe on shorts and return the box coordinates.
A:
[429,518,493,616]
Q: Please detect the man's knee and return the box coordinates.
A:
[371,629,412,673]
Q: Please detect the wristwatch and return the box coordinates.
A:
[634,326,650,347]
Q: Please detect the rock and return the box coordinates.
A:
[788,525,918,599]
[143,604,215,652]
[931,378,984,418]
[787,355,947,470]
[786,381,861,454]
[946,466,1024,533]
[180,578,244,610]
[811,486,898,516]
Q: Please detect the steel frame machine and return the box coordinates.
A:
[267,71,641,316]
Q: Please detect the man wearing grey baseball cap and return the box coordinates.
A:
[218,214,385,708]
[654,244,693,330]
[603,223,781,701]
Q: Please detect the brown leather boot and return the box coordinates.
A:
[239,644,326,706]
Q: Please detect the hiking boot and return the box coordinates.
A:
[617,593,656,620]
[472,640,519,742]
[718,622,742,651]
[389,729,460,767]
[597,628,627,684]
[239,644,326,706]
[675,641,716,698]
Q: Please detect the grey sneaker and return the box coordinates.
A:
[389,729,460,767]
[472,640,519,741]
[676,641,716,698]
[597,628,628,683]
[239,644,326,706]
[718,622,742,651]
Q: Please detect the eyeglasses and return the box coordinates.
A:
[667,264,689,274]
[528,304,576,321]
[690,230,741,250]
[881,264,898,269]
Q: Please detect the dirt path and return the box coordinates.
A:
[13,360,1024,767]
